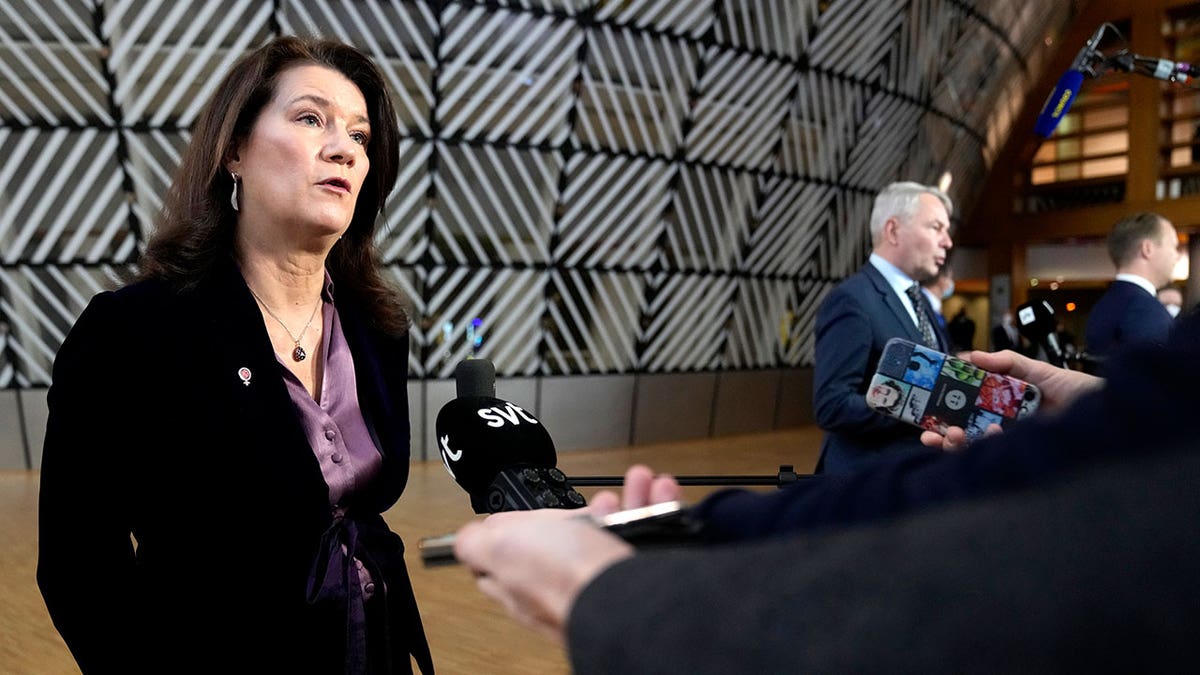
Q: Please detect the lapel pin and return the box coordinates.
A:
[238,367,252,386]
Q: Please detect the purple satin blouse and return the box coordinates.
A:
[275,276,383,602]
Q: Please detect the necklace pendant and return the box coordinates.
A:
[292,345,307,362]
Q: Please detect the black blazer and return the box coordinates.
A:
[812,263,950,474]
[1085,279,1174,359]
[37,259,432,674]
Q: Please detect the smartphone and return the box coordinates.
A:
[866,337,1041,440]
[418,501,695,568]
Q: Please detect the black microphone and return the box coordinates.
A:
[435,358,587,514]
[1015,300,1066,368]
[1131,55,1195,83]
[1034,25,1106,138]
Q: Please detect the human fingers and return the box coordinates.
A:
[919,429,948,449]
[965,350,1022,375]
[969,350,1100,411]
[455,515,632,644]
[941,426,970,451]
[621,464,656,510]
[919,425,970,451]
[586,489,620,517]
[648,474,683,504]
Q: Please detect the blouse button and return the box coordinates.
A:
[331,452,344,463]
[325,429,336,440]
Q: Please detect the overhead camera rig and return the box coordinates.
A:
[1073,22,1196,84]
[1035,23,1197,138]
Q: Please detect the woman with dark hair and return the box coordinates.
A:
[37,37,432,674]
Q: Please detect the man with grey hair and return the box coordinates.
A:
[1085,212,1179,363]
[812,181,953,474]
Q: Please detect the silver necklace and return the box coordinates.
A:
[247,286,322,362]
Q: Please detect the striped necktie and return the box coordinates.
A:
[905,284,938,349]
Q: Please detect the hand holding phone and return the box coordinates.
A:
[867,337,1041,441]
[419,501,696,568]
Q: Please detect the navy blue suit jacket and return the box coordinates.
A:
[696,307,1200,543]
[1085,279,1173,359]
[812,263,950,474]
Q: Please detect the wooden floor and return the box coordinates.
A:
[0,427,822,674]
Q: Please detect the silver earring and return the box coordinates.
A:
[230,172,240,212]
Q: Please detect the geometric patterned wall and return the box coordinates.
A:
[0,0,1071,388]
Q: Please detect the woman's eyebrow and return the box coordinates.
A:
[287,94,370,125]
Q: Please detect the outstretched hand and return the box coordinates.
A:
[966,349,1101,412]
[920,349,1103,451]
[454,509,632,644]
[452,464,681,642]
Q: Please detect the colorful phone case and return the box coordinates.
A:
[866,337,1041,440]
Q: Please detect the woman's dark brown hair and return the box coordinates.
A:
[138,36,407,335]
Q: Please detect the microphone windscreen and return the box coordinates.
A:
[1016,300,1066,366]
[1017,299,1053,323]
[1034,69,1084,138]
[455,358,496,398]
[1015,300,1057,338]
[435,396,557,496]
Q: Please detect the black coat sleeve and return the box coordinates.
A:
[567,447,1200,674]
[37,292,140,672]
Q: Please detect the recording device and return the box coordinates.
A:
[1127,55,1195,83]
[867,337,1041,441]
[435,358,587,514]
[1015,299,1067,368]
[419,500,700,567]
[1036,23,1198,137]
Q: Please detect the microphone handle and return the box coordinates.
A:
[571,475,782,487]
[570,466,808,488]
[1043,332,1067,368]
[472,466,588,514]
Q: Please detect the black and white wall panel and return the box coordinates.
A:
[0,0,1071,466]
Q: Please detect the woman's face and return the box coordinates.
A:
[229,64,371,246]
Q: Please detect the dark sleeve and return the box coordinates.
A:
[567,448,1200,674]
[37,292,139,672]
[1120,295,1174,347]
[695,310,1200,541]
[811,284,903,435]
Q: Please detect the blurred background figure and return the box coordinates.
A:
[1085,212,1180,361]
[1056,319,1078,360]
[1157,286,1185,320]
[921,265,955,330]
[992,310,1026,353]
[947,307,977,354]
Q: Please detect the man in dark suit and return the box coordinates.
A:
[1085,212,1180,361]
[811,181,953,474]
